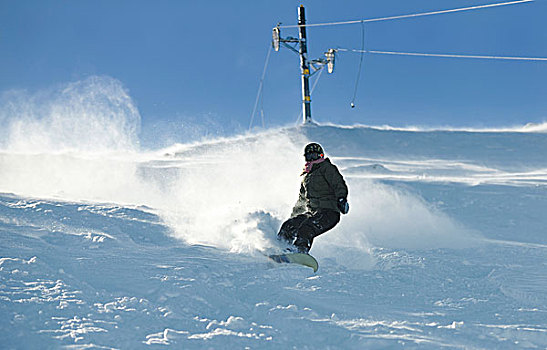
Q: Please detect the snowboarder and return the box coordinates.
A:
[278,142,349,253]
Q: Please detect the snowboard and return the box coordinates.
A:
[268,252,319,272]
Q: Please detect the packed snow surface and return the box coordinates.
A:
[1,81,546,348]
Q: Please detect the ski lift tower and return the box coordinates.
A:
[273,5,336,124]
[297,5,312,124]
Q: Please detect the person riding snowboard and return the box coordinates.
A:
[278,142,349,253]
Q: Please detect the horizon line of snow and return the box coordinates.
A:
[320,122,547,133]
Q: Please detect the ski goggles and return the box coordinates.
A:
[305,152,323,161]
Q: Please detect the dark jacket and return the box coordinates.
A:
[292,158,348,216]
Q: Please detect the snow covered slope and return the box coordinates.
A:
[1,121,547,349]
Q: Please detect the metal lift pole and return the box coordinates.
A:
[298,5,312,124]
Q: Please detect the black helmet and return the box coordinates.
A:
[304,143,324,161]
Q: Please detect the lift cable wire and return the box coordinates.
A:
[249,44,273,130]
[337,48,547,62]
[278,0,532,29]
[350,21,365,108]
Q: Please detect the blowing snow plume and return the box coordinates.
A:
[158,127,476,262]
[158,132,306,253]
[0,76,140,153]
[0,77,475,263]
[0,77,163,204]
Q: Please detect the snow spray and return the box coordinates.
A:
[0,76,475,265]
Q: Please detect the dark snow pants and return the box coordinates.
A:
[277,209,340,253]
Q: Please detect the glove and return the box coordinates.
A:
[337,197,349,214]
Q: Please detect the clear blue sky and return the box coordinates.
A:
[1,0,546,139]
